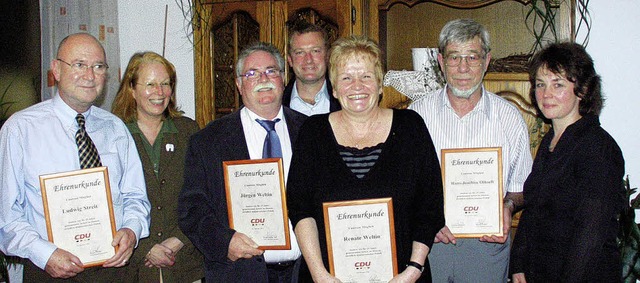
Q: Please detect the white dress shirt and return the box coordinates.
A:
[240,107,302,263]
[289,80,331,116]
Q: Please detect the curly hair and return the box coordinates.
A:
[528,42,603,116]
[112,51,182,123]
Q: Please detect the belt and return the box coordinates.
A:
[266,260,296,271]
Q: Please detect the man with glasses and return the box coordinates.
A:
[178,42,306,282]
[0,33,150,282]
[409,19,532,282]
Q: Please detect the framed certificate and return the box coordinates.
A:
[39,167,117,267]
[441,147,504,238]
[323,198,397,283]
[223,158,290,250]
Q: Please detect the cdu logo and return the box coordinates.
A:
[464,206,479,214]
[354,261,371,270]
[251,218,265,226]
[74,232,91,242]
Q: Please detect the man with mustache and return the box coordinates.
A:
[178,42,306,282]
[409,19,533,282]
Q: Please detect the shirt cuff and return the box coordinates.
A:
[29,239,57,270]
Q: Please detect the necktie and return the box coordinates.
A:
[256,118,282,158]
[75,114,102,169]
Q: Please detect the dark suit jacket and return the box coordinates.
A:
[178,107,306,283]
[282,77,341,113]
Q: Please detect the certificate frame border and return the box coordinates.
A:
[223,158,291,250]
[39,166,117,268]
[441,147,504,238]
[322,197,398,279]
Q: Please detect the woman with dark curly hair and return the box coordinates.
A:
[510,42,626,282]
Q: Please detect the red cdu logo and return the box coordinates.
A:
[251,218,265,226]
[354,261,371,270]
[74,233,91,242]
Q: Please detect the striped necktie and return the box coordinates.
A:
[75,114,102,169]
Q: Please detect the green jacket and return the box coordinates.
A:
[125,117,204,283]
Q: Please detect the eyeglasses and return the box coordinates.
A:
[239,68,282,81]
[136,81,173,93]
[444,54,485,67]
[57,59,109,74]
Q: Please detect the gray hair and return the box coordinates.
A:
[438,19,491,55]
[235,42,285,77]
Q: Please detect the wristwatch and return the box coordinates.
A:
[406,261,424,273]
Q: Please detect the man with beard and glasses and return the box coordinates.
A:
[178,42,306,282]
[409,19,533,283]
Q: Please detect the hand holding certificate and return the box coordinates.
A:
[223,158,290,250]
[323,198,397,283]
[441,148,504,238]
[39,167,117,267]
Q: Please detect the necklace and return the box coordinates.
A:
[339,111,379,148]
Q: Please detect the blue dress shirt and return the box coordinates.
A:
[0,94,151,269]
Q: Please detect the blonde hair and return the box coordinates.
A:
[328,36,384,90]
[112,51,182,123]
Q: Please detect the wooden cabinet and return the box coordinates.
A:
[378,0,575,71]
[192,0,378,127]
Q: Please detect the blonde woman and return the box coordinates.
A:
[112,52,203,283]
[287,36,444,283]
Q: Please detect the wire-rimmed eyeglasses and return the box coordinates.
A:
[136,81,173,93]
[57,58,109,74]
[239,68,282,81]
[444,54,485,67]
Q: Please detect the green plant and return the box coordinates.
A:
[0,76,17,129]
[0,251,20,283]
[619,175,640,282]
[525,0,592,53]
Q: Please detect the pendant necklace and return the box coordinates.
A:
[339,111,379,149]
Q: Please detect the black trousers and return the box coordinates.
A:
[23,258,124,283]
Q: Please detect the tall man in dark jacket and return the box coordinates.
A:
[178,42,306,282]
[282,22,340,115]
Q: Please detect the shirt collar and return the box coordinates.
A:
[291,80,329,104]
[242,106,284,122]
[438,85,492,120]
[52,92,95,128]
[126,118,178,135]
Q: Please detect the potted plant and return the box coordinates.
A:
[526,0,592,53]
[619,175,640,282]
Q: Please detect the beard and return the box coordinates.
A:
[449,81,483,99]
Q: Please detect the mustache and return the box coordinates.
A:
[252,82,276,92]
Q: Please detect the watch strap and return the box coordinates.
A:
[406,261,424,273]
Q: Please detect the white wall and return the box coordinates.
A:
[117,0,195,119]
[117,1,640,188]
[580,1,640,189]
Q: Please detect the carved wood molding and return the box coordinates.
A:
[378,0,532,10]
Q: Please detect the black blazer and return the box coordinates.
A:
[282,77,341,113]
[178,107,306,282]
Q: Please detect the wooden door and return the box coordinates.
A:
[192,0,379,127]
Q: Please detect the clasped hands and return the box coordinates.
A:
[144,237,184,268]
